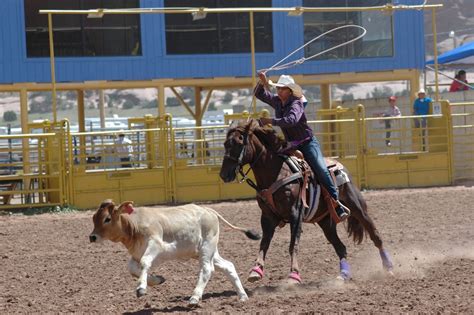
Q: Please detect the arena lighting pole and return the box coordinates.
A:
[47,13,58,122]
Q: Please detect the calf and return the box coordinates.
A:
[89,200,260,305]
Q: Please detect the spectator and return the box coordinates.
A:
[449,70,469,92]
[115,131,133,167]
[413,89,432,150]
[382,96,402,147]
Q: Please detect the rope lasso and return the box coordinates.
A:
[245,24,367,120]
[259,24,367,74]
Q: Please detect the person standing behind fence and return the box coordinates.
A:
[413,89,432,150]
[115,131,133,167]
[383,96,401,147]
[449,70,469,92]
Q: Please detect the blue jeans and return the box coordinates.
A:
[298,136,338,200]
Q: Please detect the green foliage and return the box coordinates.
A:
[341,93,354,101]
[3,111,17,122]
[122,100,134,109]
[223,92,233,103]
[166,97,180,107]
[142,100,157,109]
[369,86,393,99]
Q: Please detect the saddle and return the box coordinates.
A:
[257,149,350,225]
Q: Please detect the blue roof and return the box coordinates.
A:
[426,41,474,65]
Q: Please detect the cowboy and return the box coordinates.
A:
[255,72,350,221]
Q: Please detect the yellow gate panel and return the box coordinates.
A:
[366,155,409,188]
[218,182,255,200]
[174,166,255,202]
[72,168,167,209]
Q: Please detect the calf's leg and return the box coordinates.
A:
[189,241,216,305]
[213,250,248,301]
[128,258,165,286]
[136,240,161,297]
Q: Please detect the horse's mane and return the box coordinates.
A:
[230,119,288,152]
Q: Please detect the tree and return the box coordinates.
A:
[3,111,17,122]
[166,97,180,107]
[370,86,393,99]
[223,92,233,103]
[341,93,354,101]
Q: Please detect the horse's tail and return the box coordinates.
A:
[344,179,367,244]
[347,215,365,244]
[204,206,261,240]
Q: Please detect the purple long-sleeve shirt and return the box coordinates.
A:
[255,83,313,142]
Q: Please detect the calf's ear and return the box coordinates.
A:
[99,199,115,215]
[118,201,135,215]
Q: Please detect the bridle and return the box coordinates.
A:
[223,129,265,189]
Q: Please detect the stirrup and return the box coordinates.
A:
[337,200,351,216]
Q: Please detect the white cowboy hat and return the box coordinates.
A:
[417,88,426,94]
[268,75,303,98]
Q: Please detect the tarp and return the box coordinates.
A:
[426,41,474,66]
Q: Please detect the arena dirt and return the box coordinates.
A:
[1,185,473,313]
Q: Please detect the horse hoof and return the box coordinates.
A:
[387,269,395,277]
[336,271,351,281]
[188,296,200,306]
[248,266,264,283]
[136,288,146,298]
[239,293,249,302]
[248,271,262,283]
[287,271,302,284]
[148,275,166,286]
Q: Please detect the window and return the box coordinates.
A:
[24,0,141,57]
[164,0,273,55]
[303,0,393,60]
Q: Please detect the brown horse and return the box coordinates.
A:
[219,119,393,283]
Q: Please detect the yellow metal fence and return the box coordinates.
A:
[0,101,469,210]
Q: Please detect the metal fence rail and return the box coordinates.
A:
[0,101,470,210]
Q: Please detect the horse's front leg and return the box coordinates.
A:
[288,205,303,284]
[248,214,278,283]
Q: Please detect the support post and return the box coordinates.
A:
[320,84,333,155]
[77,90,86,169]
[158,84,165,117]
[47,13,58,122]
[99,90,105,130]
[431,7,439,101]
[249,11,257,113]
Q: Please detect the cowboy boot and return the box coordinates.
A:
[335,200,350,221]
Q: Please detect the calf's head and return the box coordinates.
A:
[89,200,134,243]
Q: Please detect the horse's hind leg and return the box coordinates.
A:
[317,216,351,280]
[340,183,394,273]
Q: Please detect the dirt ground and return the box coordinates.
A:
[1,185,473,314]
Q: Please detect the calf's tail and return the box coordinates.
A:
[204,207,261,240]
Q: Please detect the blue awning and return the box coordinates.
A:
[426,41,474,65]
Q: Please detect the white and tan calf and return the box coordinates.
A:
[89,200,259,305]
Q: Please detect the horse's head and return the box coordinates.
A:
[219,119,260,182]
